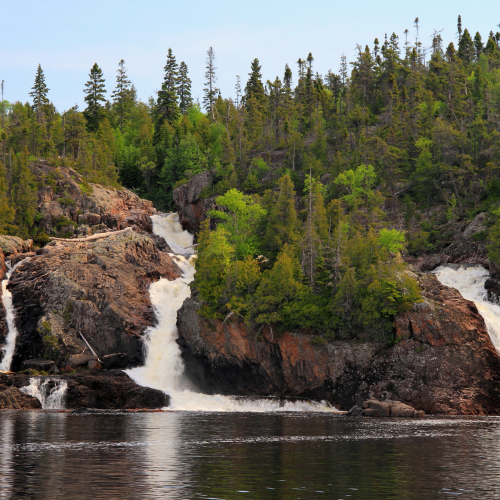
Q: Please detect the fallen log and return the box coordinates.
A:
[49,227,133,243]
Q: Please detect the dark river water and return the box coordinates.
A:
[1,411,499,500]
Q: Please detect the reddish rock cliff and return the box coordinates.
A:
[177,273,500,414]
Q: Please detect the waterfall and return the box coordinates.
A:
[127,213,336,412]
[0,261,25,371]
[433,265,500,352]
[19,378,68,409]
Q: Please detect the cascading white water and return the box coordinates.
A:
[0,261,25,371]
[433,265,500,352]
[127,213,336,412]
[19,378,68,409]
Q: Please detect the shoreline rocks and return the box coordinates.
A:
[0,370,168,410]
[349,399,425,418]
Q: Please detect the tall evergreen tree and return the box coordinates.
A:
[83,63,107,132]
[203,47,218,119]
[474,32,484,60]
[177,61,192,114]
[156,48,180,126]
[458,29,475,63]
[111,59,132,131]
[29,64,50,115]
[244,58,266,112]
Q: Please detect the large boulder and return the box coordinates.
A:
[0,387,42,409]
[0,236,33,256]
[173,171,214,233]
[176,273,500,414]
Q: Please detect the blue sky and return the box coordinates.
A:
[1,0,497,111]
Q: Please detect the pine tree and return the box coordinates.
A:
[156,49,180,126]
[29,64,50,116]
[203,47,218,119]
[111,59,132,131]
[177,61,192,114]
[83,63,107,132]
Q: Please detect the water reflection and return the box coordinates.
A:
[0,412,500,499]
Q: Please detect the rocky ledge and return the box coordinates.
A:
[0,371,168,410]
[176,272,500,415]
[0,230,181,371]
[34,163,156,236]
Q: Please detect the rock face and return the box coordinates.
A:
[0,371,168,410]
[64,371,169,409]
[0,386,42,410]
[176,273,500,414]
[6,231,181,371]
[173,171,215,233]
[32,163,155,236]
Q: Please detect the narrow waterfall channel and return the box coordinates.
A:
[433,265,500,351]
[127,213,335,412]
[0,261,25,371]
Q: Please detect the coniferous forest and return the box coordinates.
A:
[2,17,500,339]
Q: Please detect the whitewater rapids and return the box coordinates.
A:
[127,213,336,412]
[0,261,25,371]
[433,265,500,352]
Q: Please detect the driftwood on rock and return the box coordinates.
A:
[49,227,133,243]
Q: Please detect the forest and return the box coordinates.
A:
[1,16,500,339]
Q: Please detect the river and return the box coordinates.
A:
[1,411,500,499]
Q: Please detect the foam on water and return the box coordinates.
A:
[20,378,68,409]
[127,213,336,413]
[433,265,500,351]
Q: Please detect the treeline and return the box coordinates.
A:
[1,16,500,336]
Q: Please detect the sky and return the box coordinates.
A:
[1,0,498,112]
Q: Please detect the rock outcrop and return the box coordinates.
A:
[0,386,42,409]
[348,399,425,417]
[33,163,155,236]
[6,231,181,371]
[0,371,168,410]
[176,273,500,415]
[173,171,215,233]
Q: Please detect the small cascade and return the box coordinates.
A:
[20,378,68,409]
[433,265,500,351]
[0,261,25,371]
[127,213,337,413]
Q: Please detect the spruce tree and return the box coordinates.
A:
[111,59,132,131]
[177,61,192,114]
[203,47,218,119]
[458,29,475,63]
[83,63,107,132]
[474,32,484,60]
[244,58,266,112]
[29,64,50,115]
[156,49,180,127]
